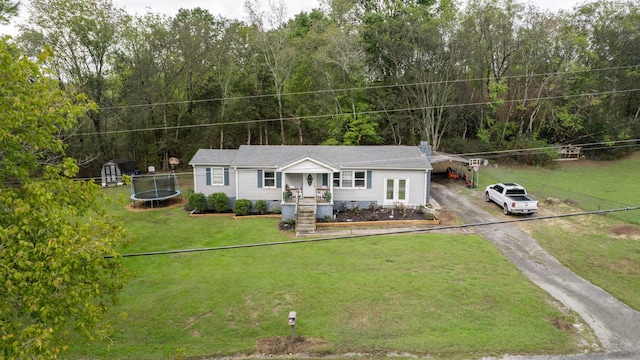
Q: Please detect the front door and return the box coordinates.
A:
[385,178,408,204]
[303,173,316,198]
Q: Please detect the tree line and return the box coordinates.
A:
[11,0,640,174]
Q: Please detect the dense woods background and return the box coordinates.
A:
[9,0,640,175]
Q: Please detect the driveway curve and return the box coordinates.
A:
[430,182,640,359]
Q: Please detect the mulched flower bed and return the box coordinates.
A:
[279,207,437,231]
[330,207,436,222]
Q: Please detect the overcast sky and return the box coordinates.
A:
[1,0,583,36]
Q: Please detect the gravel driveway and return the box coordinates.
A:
[430,182,640,360]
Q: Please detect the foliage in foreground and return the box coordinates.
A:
[0,39,128,359]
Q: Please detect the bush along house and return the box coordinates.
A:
[188,142,433,233]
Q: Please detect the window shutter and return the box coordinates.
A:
[206,168,211,186]
[366,170,372,189]
[276,172,282,188]
[224,168,229,186]
[322,173,328,186]
[257,170,263,188]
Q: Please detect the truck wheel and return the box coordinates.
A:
[503,204,510,215]
[485,192,491,202]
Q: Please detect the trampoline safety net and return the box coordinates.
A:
[130,173,181,201]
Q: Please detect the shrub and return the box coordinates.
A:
[188,193,207,212]
[508,137,557,166]
[254,199,268,215]
[394,202,407,218]
[208,192,229,213]
[233,199,252,216]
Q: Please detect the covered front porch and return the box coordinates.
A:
[279,157,337,222]
[282,185,331,204]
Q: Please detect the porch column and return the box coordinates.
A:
[281,171,286,203]
[329,172,334,205]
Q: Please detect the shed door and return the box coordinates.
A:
[105,165,118,184]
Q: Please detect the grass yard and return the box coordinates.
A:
[69,186,594,359]
[478,151,640,224]
[479,151,640,311]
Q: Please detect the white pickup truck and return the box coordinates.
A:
[485,183,538,215]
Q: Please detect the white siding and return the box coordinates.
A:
[236,168,282,201]
[192,165,236,198]
[333,169,427,206]
[192,166,428,205]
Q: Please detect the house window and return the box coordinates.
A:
[354,171,366,187]
[264,171,276,188]
[211,168,224,185]
[341,171,352,188]
[335,171,367,188]
[207,167,225,186]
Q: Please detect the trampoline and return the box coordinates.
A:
[130,172,181,207]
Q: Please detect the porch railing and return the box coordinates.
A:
[283,187,331,204]
[316,187,330,202]
[290,188,302,199]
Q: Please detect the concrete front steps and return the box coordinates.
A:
[296,204,316,235]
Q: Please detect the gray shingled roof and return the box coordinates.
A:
[189,149,239,165]
[189,145,432,170]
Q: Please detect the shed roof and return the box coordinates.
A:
[189,145,432,170]
[104,158,137,174]
[430,152,469,164]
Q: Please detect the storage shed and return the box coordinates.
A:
[101,158,139,187]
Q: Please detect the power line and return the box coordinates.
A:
[104,206,640,259]
[75,87,640,137]
[97,63,640,111]
[455,138,640,158]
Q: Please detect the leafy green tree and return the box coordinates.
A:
[20,0,125,156]
[360,0,459,149]
[456,0,525,144]
[569,0,640,147]
[246,0,295,144]
[0,39,127,359]
[0,0,19,24]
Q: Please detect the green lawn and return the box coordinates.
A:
[478,152,640,224]
[479,152,640,311]
[70,186,593,359]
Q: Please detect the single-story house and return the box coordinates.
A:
[188,143,433,222]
